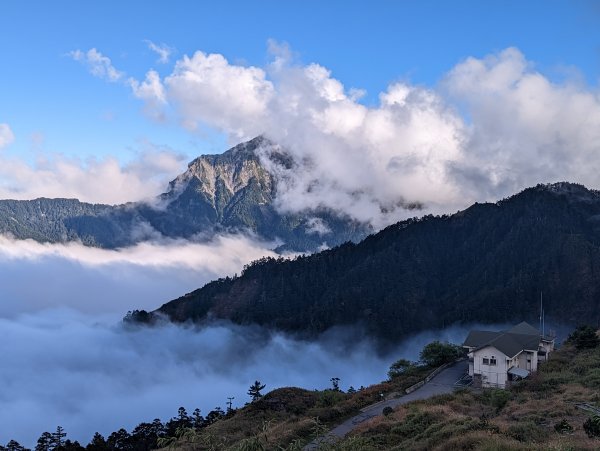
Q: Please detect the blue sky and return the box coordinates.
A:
[1,0,598,163]
[0,0,599,213]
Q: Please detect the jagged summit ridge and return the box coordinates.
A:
[163,137,275,213]
[0,137,368,251]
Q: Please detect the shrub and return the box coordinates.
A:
[567,325,600,350]
[391,409,440,438]
[506,420,546,442]
[482,389,510,412]
[317,390,345,407]
[554,419,574,434]
[382,406,394,416]
[419,341,464,367]
[584,414,600,438]
[387,359,418,379]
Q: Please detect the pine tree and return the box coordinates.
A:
[86,433,108,451]
[5,441,26,451]
[192,408,204,429]
[247,380,266,402]
[35,432,52,451]
[50,427,66,449]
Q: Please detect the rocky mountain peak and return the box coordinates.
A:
[163,136,276,207]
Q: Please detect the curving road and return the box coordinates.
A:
[304,361,469,450]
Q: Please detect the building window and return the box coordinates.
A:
[490,357,497,366]
[482,357,489,365]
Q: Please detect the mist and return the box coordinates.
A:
[2,307,520,447]
[0,233,513,446]
[0,234,278,318]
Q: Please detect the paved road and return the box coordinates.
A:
[304,361,468,450]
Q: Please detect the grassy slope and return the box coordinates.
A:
[334,341,600,450]
[163,340,600,450]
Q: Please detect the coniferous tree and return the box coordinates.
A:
[192,409,204,429]
[50,427,66,449]
[35,433,52,451]
[247,381,266,402]
[5,441,27,451]
[106,429,130,451]
[85,433,109,451]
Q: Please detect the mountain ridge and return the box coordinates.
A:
[0,137,369,251]
[149,182,600,340]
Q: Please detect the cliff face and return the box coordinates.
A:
[0,137,369,251]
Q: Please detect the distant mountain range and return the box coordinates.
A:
[0,137,369,251]
[148,182,600,341]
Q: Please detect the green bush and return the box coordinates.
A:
[584,414,600,438]
[387,359,418,379]
[317,390,345,407]
[554,419,574,434]
[506,420,546,442]
[419,341,464,367]
[391,409,440,438]
[568,325,600,350]
[382,406,394,416]
[482,389,511,412]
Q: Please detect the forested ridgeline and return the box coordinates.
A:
[150,183,600,340]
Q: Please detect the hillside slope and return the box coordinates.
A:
[155,182,600,340]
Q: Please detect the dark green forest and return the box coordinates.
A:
[149,183,600,341]
[0,406,227,451]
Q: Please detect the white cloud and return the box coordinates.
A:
[164,51,274,138]
[130,47,466,227]
[69,48,124,82]
[0,233,278,317]
[442,47,600,199]
[145,40,173,64]
[0,146,186,204]
[0,123,15,149]
[82,44,600,228]
[129,70,167,121]
[0,312,391,446]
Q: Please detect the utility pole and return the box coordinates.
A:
[226,396,235,413]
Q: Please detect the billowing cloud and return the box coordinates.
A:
[129,70,168,121]
[69,48,124,82]
[165,51,274,138]
[0,233,278,317]
[442,47,600,199]
[0,123,15,149]
[122,45,600,228]
[0,313,391,446]
[0,146,185,204]
[144,40,173,64]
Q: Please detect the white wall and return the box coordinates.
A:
[473,345,508,388]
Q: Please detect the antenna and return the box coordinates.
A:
[539,291,546,337]
[539,291,543,336]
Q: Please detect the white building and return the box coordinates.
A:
[463,322,555,388]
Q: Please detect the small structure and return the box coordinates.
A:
[463,322,555,388]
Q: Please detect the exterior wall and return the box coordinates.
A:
[539,339,555,361]
[517,350,538,372]
[472,346,509,388]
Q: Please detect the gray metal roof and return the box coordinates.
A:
[507,322,540,336]
[508,367,530,378]
[463,322,541,358]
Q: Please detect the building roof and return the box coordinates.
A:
[508,367,530,378]
[507,321,540,336]
[463,322,541,358]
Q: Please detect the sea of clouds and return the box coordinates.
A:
[0,235,489,445]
